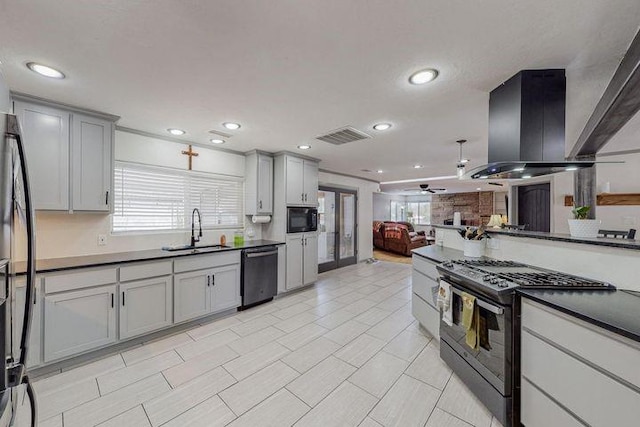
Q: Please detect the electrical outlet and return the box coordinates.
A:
[98,234,107,246]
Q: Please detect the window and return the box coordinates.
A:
[113,162,243,232]
[407,202,431,225]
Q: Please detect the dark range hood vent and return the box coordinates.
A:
[488,69,566,163]
[468,69,611,179]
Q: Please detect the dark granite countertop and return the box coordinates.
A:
[411,245,464,263]
[412,243,640,343]
[518,288,640,343]
[431,224,640,251]
[13,239,284,274]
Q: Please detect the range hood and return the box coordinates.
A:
[467,69,601,180]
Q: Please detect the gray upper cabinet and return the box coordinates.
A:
[72,113,113,211]
[245,152,273,215]
[13,100,70,210]
[12,96,117,212]
[284,155,319,206]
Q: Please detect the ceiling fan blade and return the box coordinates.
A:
[431,188,446,191]
[488,182,504,187]
[427,189,435,193]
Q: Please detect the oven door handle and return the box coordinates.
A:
[443,282,505,315]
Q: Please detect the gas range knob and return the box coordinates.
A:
[443,262,454,269]
[482,275,492,282]
[490,278,499,285]
[498,280,508,288]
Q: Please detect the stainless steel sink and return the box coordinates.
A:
[162,244,231,252]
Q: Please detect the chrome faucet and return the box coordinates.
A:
[191,208,202,247]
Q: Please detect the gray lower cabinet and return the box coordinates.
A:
[174,269,211,323]
[411,254,440,339]
[174,263,241,323]
[210,264,241,313]
[43,284,117,362]
[13,277,42,368]
[521,298,640,427]
[285,233,318,291]
[119,276,173,340]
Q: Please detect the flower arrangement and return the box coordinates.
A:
[457,226,491,240]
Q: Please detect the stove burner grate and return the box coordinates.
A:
[497,272,612,289]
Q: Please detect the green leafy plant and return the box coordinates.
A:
[571,205,591,220]
[457,226,491,240]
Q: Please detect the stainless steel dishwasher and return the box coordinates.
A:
[241,245,278,309]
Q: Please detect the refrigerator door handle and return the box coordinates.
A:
[7,113,38,426]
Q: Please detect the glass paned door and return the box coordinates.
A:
[318,190,336,265]
[318,187,357,273]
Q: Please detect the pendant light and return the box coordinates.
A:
[456,139,468,178]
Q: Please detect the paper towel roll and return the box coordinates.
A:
[251,215,271,224]
[453,212,462,227]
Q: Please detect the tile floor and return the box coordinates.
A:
[16,260,504,427]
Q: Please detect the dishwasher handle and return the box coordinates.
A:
[245,250,278,258]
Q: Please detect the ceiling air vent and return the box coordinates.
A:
[208,129,233,138]
[316,126,371,145]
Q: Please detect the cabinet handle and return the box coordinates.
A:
[122,291,125,306]
[304,193,307,202]
[259,200,262,209]
[301,192,304,202]
[111,293,114,308]
[212,274,215,286]
[207,275,210,287]
[105,190,109,205]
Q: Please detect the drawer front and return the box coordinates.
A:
[44,267,117,294]
[412,255,439,281]
[412,269,438,308]
[521,378,583,427]
[411,294,439,340]
[522,299,640,390]
[120,260,173,282]
[174,251,240,273]
[521,330,640,427]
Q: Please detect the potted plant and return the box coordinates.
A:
[568,205,601,238]
[458,226,490,257]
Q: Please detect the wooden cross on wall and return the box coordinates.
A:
[181,145,199,170]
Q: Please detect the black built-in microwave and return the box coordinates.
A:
[287,207,318,233]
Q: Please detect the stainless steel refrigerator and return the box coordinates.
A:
[0,73,38,426]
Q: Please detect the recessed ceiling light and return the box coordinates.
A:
[565,166,578,171]
[167,128,186,136]
[298,144,311,150]
[210,139,225,144]
[460,158,470,164]
[476,187,482,191]
[522,175,532,179]
[373,123,392,131]
[377,170,384,174]
[26,62,65,79]
[408,68,439,85]
[413,165,423,169]
[222,122,241,130]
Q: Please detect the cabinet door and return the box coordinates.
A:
[120,276,173,340]
[72,113,112,211]
[285,156,304,205]
[303,233,318,285]
[303,161,319,206]
[174,270,210,323]
[286,234,304,290]
[13,100,70,210]
[13,277,42,368]
[43,284,117,362]
[257,154,273,214]
[210,264,240,314]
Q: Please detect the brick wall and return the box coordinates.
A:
[431,191,494,226]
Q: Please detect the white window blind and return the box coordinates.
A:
[113,162,243,232]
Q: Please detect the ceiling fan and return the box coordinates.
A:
[402,184,447,194]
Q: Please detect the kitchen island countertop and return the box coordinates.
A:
[412,243,640,343]
[13,239,285,274]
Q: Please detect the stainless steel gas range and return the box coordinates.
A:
[436,260,615,427]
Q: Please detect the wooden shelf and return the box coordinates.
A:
[564,193,640,207]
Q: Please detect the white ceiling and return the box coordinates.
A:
[1,0,639,185]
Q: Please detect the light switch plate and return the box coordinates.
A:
[98,234,107,246]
